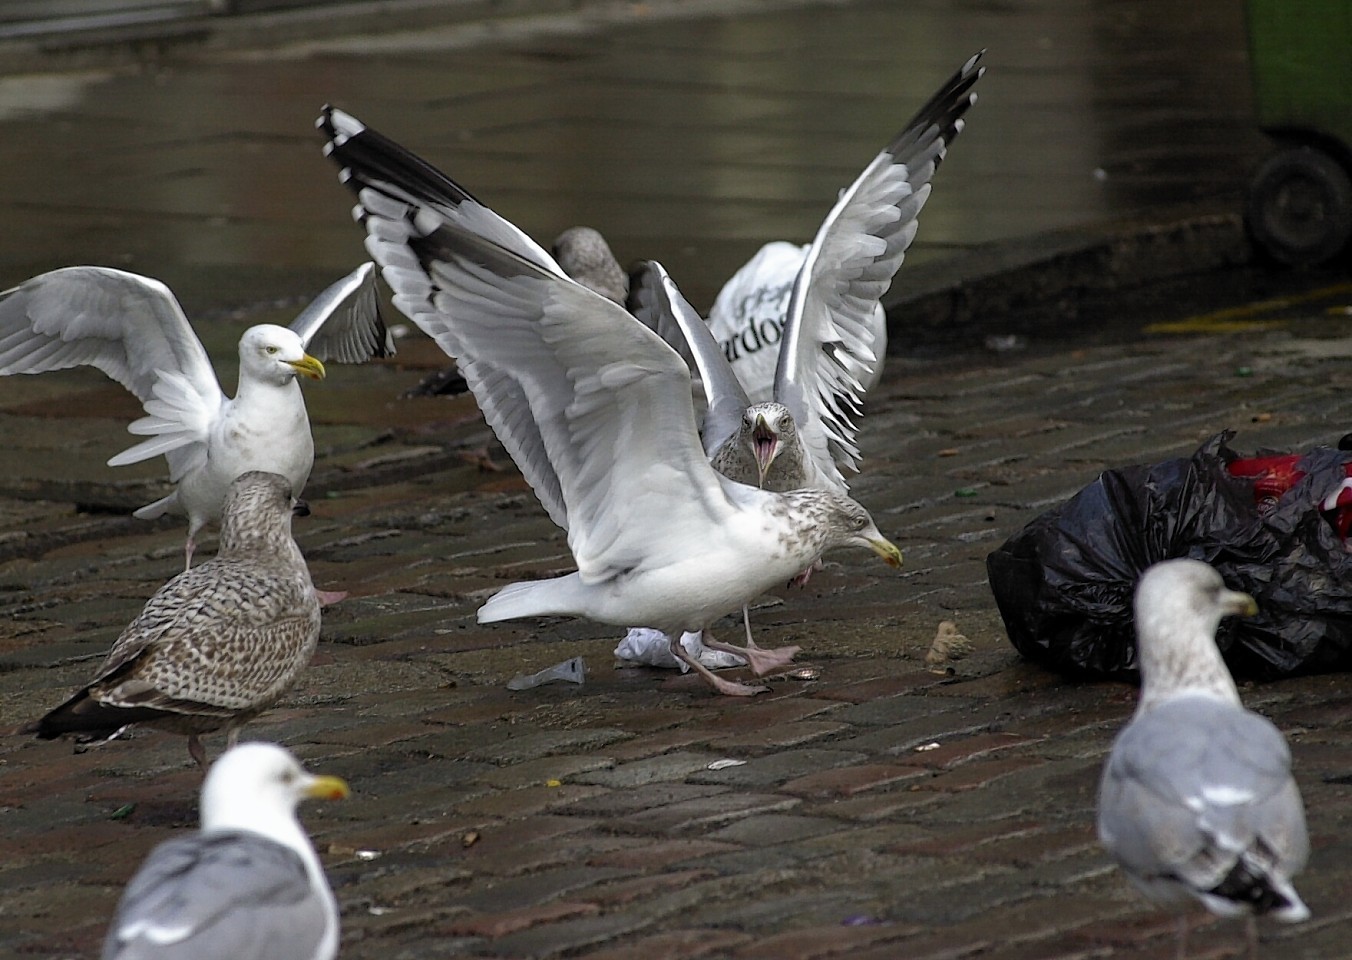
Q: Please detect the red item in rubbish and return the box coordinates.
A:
[1228,454,1352,537]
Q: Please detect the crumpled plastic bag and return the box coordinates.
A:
[614,628,746,672]
[986,431,1352,679]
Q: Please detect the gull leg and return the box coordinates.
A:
[787,556,825,589]
[701,609,802,677]
[187,735,208,769]
[669,631,767,697]
[183,536,196,572]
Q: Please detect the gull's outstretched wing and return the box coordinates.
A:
[775,50,984,492]
[288,261,396,363]
[320,107,740,580]
[0,265,225,477]
[103,832,328,960]
[627,259,749,458]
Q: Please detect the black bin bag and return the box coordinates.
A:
[986,431,1352,679]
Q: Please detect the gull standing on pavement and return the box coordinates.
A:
[1098,559,1310,958]
[102,742,348,960]
[616,52,982,671]
[318,105,903,696]
[22,472,323,766]
[0,262,393,568]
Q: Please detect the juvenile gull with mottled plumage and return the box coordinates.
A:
[23,472,322,766]
[1098,559,1309,958]
[102,742,347,960]
[318,105,903,697]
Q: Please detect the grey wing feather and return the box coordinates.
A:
[319,105,572,529]
[0,266,226,476]
[775,50,984,492]
[288,261,396,363]
[104,832,327,960]
[319,106,740,580]
[1098,697,1308,893]
[628,260,749,457]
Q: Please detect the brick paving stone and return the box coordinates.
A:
[731,921,925,959]
[711,719,852,751]
[572,751,727,788]
[445,901,603,938]
[585,839,743,871]
[687,749,869,788]
[907,755,1047,793]
[612,792,804,836]
[581,928,755,960]
[704,813,850,847]
[781,762,930,798]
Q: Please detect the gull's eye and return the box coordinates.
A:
[853,514,868,530]
[266,345,279,355]
[778,416,791,431]
[279,768,297,784]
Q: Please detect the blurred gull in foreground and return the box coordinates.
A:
[101,742,347,960]
[1098,559,1309,958]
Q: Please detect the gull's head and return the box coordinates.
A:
[218,470,298,554]
[744,402,795,487]
[802,491,903,569]
[1133,559,1255,705]
[552,226,628,305]
[199,742,349,839]
[240,324,327,385]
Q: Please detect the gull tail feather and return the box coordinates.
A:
[478,575,586,623]
[133,491,179,520]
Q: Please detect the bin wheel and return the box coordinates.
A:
[1246,144,1352,265]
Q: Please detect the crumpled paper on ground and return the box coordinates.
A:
[614,628,747,672]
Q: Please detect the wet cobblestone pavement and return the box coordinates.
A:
[2,0,1352,958]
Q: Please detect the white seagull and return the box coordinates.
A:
[1098,559,1310,958]
[0,262,393,568]
[101,742,348,960]
[613,53,981,671]
[318,105,904,696]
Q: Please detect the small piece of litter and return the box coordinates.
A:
[955,487,978,498]
[842,914,885,926]
[937,448,960,457]
[787,666,821,681]
[507,656,587,690]
[462,831,480,848]
[707,759,747,770]
[545,779,562,787]
[109,803,135,821]
[368,906,392,916]
[915,742,941,752]
[926,621,975,674]
[1236,366,1254,377]
[356,849,381,861]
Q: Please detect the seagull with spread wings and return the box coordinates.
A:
[616,53,982,671]
[318,106,903,696]
[0,262,393,568]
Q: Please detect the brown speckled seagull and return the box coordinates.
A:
[23,471,322,766]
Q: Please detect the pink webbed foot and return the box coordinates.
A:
[314,589,349,607]
[669,631,767,697]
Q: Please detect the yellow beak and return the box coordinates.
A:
[287,353,327,381]
[1224,590,1259,618]
[305,774,350,801]
[869,537,904,569]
